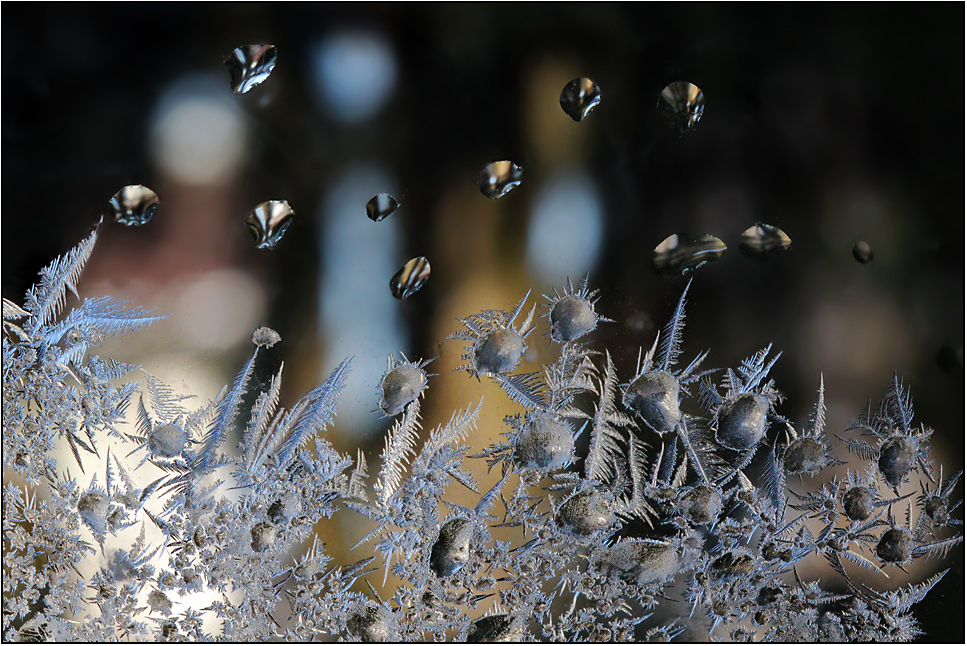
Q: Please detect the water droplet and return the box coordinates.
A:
[390,257,430,299]
[658,81,705,134]
[109,185,158,226]
[245,200,294,249]
[478,161,522,199]
[852,241,873,264]
[559,77,601,122]
[653,233,726,276]
[366,193,399,222]
[740,223,792,260]
[225,45,277,95]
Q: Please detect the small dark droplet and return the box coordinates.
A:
[478,161,522,199]
[559,77,601,122]
[225,45,277,94]
[109,185,158,226]
[852,241,873,264]
[390,257,430,299]
[658,81,705,134]
[366,193,399,222]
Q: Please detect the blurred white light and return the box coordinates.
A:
[526,169,604,285]
[150,75,248,185]
[319,163,403,437]
[311,30,397,123]
[175,270,266,351]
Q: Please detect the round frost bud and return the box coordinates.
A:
[147,589,173,616]
[782,437,827,475]
[346,605,395,642]
[251,326,281,348]
[429,518,474,577]
[876,527,913,564]
[842,486,875,521]
[555,489,616,534]
[513,417,573,471]
[268,491,304,524]
[877,436,918,488]
[623,371,681,434]
[550,296,597,343]
[467,614,521,643]
[78,492,109,530]
[250,521,277,552]
[715,393,769,451]
[595,539,680,586]
[148,423,188,458]
[379,364,427,416]
[923,495,947,524]
[474,329,525,375]
[680,484,722,525]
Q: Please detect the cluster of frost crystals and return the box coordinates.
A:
[3,232,962,643]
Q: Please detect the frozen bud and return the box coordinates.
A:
[595,539,680,586]
[467,614,521,643]
[623,371,681,434]
[716,393,769,451]
[192,527,209,548]
[783,437,827,475]
[346,605,395,642]
[711,551,755,575]
[250,521,277,552]
[757,586,782,606]
[379,364,427,416]
[877,436,918,488]
[251,326,281,348]
[842,486,875,521]
[430,518,474,577]
[550,296,596,343]
[876,527,913,564]
[160,622,179,640]
[556,489,616,534]
[474,329,525,375]
[147,589,172,615]
[680,484,722,525]
[77,492,109,531]
[268,491,304,524]
[923,496,947,523]
[513,417,573,471]
[148,423,188,458]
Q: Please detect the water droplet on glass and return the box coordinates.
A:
[366,193,399,222]
[658,81,705,134]
[225,45,277,94]
[109,185,158,226]
[478,161,522,199]
[653,233,726,276]
[739,223,792,260]
[390,256,431,299]
[852,241,873,264]
[245,200,294,249]
[560,77,601,122]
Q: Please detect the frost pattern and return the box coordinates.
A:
[2,234,962,643]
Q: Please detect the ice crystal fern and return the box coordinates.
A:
[2,228,962,642]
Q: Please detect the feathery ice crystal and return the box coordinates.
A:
[2,228,962,642]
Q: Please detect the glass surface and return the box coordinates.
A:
[1,5,963,642]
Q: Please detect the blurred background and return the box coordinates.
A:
[2,4,963,641]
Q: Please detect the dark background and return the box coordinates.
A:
[3,3,963,641]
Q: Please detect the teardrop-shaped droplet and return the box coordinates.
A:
[658,81,705,134]
[560,78,601,122]
[478,161,522,199]
[390,257,431,299]
[109,185,159,226]
[653,233,726,276]
[740,223,792,260]
[366,193,399,222]
[852,241,873,264]
[225,45,277,94]
[245,200,294,250]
